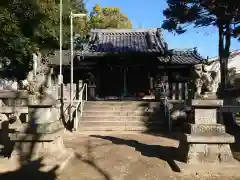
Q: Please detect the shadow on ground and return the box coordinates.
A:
[91,133,189,173]
[0,158,58,180]
[73,138,111,180]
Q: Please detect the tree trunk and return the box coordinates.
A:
[218,22,231,93]
[218,23,225,91]
[224,22,231,85]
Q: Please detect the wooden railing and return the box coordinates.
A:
[52,81,189,101]
[165,82,189,100]
[52,82,80,100]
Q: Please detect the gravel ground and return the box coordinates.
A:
[56,133,240,180]
[0,132,239,180]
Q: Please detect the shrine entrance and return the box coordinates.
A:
[126,66,149,96]
[99,65,149,98]
[99,66,124,97]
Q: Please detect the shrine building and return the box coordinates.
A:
[48,28,205,100]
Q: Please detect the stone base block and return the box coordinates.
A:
[186,133,235,143]
[191,99,223,107]
[186,143,237,164]
[11,132,65,155]
[174,160,240,176]
[184,123,226,134]
[0,131,75,174]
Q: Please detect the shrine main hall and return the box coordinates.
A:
[48,28,205,99]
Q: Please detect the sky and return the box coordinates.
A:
[85,0,239,58]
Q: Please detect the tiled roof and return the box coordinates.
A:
[85,28,167,53]
[47,50,97,65]
[48,29,205,65]
[48,49,204,65]
[157,49,204,65]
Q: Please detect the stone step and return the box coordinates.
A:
[86,101,160,105]
[84,103,141,107]
[78,101,171,132]
[83,106,161,111]
[83,106,162,112]
[82,110,164,117]
[81,115,164,122]
[84,101,162,108]
[78,125,167,132]
[79,120,165,127]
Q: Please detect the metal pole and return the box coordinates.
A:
[60,0,62,80]
[70,11,73,122]
[69,12,86,127]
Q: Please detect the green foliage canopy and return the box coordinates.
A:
[0,0,87,79]
[162,0,240,89]
[89,4,132,29]
[0,1,132,79]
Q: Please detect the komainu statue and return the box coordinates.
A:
[21,49,53,98]
[191,63,216,99]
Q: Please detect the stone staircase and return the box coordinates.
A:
[77,101,170,132]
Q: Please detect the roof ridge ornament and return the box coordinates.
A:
[193,47,197,54]
[156,28,163,37]
[146,31,156,49]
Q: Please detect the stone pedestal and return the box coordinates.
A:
[5,129,74,173]
[176,99,239,173]
[0,96,74,174]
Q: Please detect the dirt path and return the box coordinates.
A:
[58,133,239,180]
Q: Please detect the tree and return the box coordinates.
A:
[162,0,240,91]
[61,0,88,49]
[0,0,87,79]
[89,4,132,29]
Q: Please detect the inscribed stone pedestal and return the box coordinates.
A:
[175,99,238,173]
[195,109,217,124]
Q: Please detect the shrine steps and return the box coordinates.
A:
[77,101,174,133]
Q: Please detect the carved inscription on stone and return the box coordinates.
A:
[190,124,225,133]
[195,109,217,124]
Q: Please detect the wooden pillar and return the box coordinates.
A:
[178,83,182,100]
[96,70,100,96]
[149,75,154,90]
[184,83,188,100]
[123,67,127,96]
[172,83,176,100]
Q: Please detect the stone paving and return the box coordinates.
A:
[56,132,240,180]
